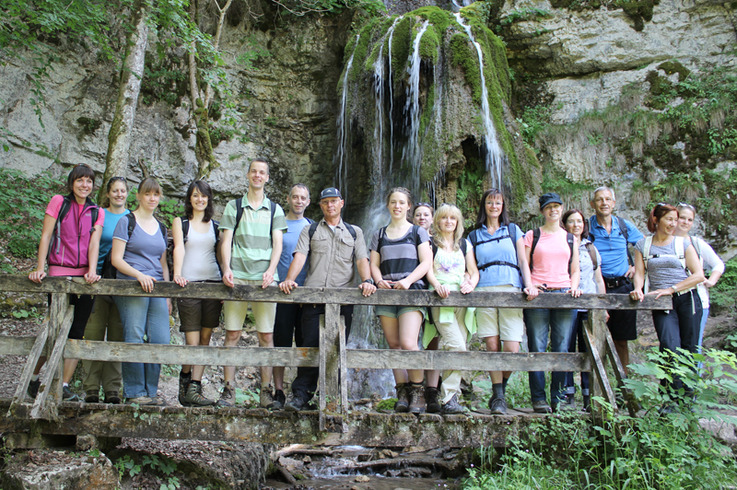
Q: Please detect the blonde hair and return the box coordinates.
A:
[431,204,465,251]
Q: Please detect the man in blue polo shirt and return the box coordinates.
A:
[588,186,644,373]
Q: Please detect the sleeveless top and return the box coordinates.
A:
[182,220,221,282]
[370,225,430,289]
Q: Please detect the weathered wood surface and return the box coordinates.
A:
[0,399,553,448]
[0,275,670,310]
[0,336,35,355]
[319,308,346,431]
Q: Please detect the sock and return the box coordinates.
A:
[502,377,509,393]
[492,383,504,399]
[180,370,191,379]
[31,374,39,382]
[190,380,201,387]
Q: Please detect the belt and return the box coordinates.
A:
[674,287,695,297]
[604,276,630,289]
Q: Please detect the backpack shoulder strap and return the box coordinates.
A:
[460,238,467,256]
[674,236,687,269]
[468,229,478,249]
[588,216,597,243]
[269,200,276,237]
[585,242,598,270]
[344,223,357,240]
[308,221,319,240]
[181,217,190,243]
[642,236,653,269]
[617,216,629,241]
[529,228,541,271]
[126,212,136,239]
[567,232,575,276]
[233,197,244,235]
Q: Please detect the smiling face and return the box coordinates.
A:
[542,202,562,223]
[564,211,585,240]
[656,210,679,236]
[677,207,695,235]
[289,186,310,216]
[438,213,458,234]
[387,191,410,221]
[413,205,433,231]
[138,189,161,212]
[592,189,615,218]
[484,193,504,223]
[247,160,269,190]
[190,187,208,213]
[319,196,344,221]
[107,180,128,209]
[72,176,94,202]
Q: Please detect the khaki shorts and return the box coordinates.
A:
[223,278,277,334]
[178,296,222,332]
[475,285,525,342]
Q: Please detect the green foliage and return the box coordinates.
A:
[235,35,271,70]
[465,347,737,489]
[114,453,180,489]
[710,257,737,313]
[0,168,64,259]
[516,104,552,146]
[235,387,258,407]
[498,7,552,27]
[456,162,485,231]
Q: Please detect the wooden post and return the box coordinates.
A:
[584,309,616,419]
[8,319,50,415]
[318,304,344,432]
[31,293,73,419]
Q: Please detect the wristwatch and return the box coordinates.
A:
[362,278,375,285]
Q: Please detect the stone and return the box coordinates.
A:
[0,450,119,490]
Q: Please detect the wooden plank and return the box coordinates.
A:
[605,332,639,417]
[0,275,671,310]
[8,321,50,415]
[319,305,344,432]
[0,336,36,355]
[64,341,321,367]
[31,295,73,419]
[338,315,348,426]
[583,313,617,415]
[346,350,591,372]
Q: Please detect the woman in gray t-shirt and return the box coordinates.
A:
[630,203,704,409]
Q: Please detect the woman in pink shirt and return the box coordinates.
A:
[28,164,104,401]
[523,192,580,413]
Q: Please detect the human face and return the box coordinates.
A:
[592,189,615,218]
[190,187,208,213]
[677,208,695,235]
[413,206,433,231]
[387,192,410,221]
[72,176,94,203]
[289,186,310,216]
[565,212,585,240]
[438,213,458,235]
[247,161,269,190]
[138,190,160,212]
[107,180,128,209]
[542,202,562,223]
[485,194,504,222]
[656,210,679,236]
[319,197,344,221]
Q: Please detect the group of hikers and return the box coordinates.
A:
[26,160,724,416]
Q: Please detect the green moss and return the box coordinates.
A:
[349,25,374,82]
[657,60,690,81]
[450,32,482,105]
[390,16,412,74]
[419,23,440,62]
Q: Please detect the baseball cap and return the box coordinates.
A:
[320,187,342,200]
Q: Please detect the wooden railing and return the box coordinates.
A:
[0,275,670,431]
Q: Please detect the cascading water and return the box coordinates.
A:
[454,13,505,189]
[335,34,359,195]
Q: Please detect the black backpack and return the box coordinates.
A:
[232,197,276,249]
[529,228,575,276]
[102,213,166,279]
[468,224,520,272]
[50,194,99,259]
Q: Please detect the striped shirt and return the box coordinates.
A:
[370,225,430,289]
[220,196,287,281]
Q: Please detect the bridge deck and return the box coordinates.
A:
[0,398,555,448]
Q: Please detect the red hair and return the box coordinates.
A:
[647,203,678,233]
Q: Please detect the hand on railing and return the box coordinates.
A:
[358,281,376,297]
[279,279,298,294]
[523,286,539,301]
[28,269,46,283]
[173,274,188,287]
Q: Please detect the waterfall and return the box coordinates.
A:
[335,35,359,194]
[454,13,505,188]
[401,20,430,197]
[373,18,400,176]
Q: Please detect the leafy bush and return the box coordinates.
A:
[710,257,737,313]
[0,169,64,258]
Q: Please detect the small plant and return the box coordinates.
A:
[235,387,257,407]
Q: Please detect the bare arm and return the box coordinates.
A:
[29,214,56,283]
[649,244,705,299]
[262,228,283,288]
[279,251,307,294]
[630,250,646,301]
[356,257,376,297]
[461,244,480,294]
[172,217,187,286]
[569,238,581,297]
[85,224,103,284]
[219,228,234,288]
[394,241,433,290]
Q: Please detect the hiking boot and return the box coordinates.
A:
[182,382,216,407]
[149,396,166,406]
[394,383,410,413]
[285,395,309,412]
[408,383,426,414]
[126,396,154,405]
[441,394,465,414]
[425,386,441,414]
[62,385,80,401]
[105,391,122,404]
[489,395,507,415]
[27,379,40,399]
[582,394,591,412]
[532,400,552,414]
[270,390,286,410]
[260,385,274,408]
[217,384,235,407]
[85,393,100,403]
[178,372,191,406]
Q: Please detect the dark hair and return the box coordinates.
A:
[291,183,310,199]
[647,203,678,233]
[66,164,95,193]
[475,189,509,228]
[386,187,413,209]
[106,176,128,193]
[562,208,588,238]
[184,180,214,222]
[414,202,434,216]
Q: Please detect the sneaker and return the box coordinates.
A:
[441,394,465,414]
[270,390,286,410]
[285,395,308,412]
[408,383,426,414]
[62,385,81,401]
[126,396,154,405]
[27,379,40,399]
[85,393,100,403]
[260,385,275,408]
[425,386,441,414]
[217,385,235,407]
[394,383,409,413]
[149,396,166,406]
[105,391,122,404]
[532,400,552,414]
[182,382,216,407]
[178,372,191,406]
[489,395,507,415]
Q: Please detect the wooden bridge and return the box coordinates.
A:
[0,275,669,449]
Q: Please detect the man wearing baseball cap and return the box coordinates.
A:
[279,187,376,411]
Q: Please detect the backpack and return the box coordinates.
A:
[102,213,167,279]
[589,215,633,266]
[468,224,520,272]
[49,194,100,268]
[641,235,687,293]
[584,241,598,270]
[529,228,576,276]
[181,217,220,246]
[377,225,423,255]
[308,220,358,260]
[232,197,276,249]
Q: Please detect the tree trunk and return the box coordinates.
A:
[100,0,150,202]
